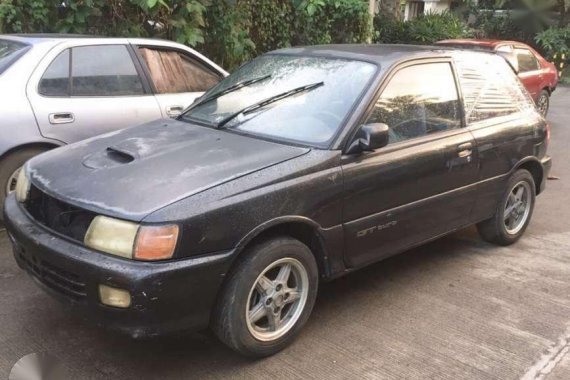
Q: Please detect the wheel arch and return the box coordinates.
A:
[232,217,331,279]
[513,157,544,195]
[0,141,63,162]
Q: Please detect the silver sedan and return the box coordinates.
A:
[0,34,227,215]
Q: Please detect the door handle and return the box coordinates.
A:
[49,112,75,124]
[457,143,473,158]
[166,105,184,117]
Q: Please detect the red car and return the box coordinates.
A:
[436,39,559,116]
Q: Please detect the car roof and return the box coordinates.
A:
[436,39,525,48]
[270,43,493,67]
[0,33,172,46]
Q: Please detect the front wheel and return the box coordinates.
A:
[477,169,535,246]
[211,237,318,357]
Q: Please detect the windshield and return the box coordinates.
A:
[0,39,30,75]
[180,55,377,147]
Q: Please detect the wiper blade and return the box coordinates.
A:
[182,74,272,115]
[216,81,324,128]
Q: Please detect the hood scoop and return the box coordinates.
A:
[105,146,136,163]
[82,145,138,169]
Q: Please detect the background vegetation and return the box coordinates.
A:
[0,0,372,70]
[0,0,569,77]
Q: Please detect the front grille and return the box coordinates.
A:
[17,250,87,300]
[25,185,96,242]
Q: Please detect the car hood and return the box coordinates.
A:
[28,119,310,221]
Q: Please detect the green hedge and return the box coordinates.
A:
[374,11,471,45]
[0,0,372,71]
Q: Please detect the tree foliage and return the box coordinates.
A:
[0,0,371,70]
[374,11,470,45]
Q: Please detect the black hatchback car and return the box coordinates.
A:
[5,45,551,357]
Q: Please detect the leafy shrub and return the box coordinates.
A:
[406,11,470,44]
[536,26,570,77]
[292,0,372,46]
[248,0,294,54]
[373,11,407,44]
[0,0,372,71]
[535,26,570,58]
[202,1,256,70]
[0,1,210,46]
[374,11,470,45]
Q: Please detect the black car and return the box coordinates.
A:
[4,45,551,357]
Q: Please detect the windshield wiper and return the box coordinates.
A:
[182,75,272,116]
[216,81,324,128]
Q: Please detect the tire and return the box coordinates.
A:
[0,148,48,220]
[477,169,536,246]
[211,236,319,358]
[536,90,550,117]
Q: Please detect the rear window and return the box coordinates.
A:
[0,39,30,75]
[454,52,535,124]
[39,45,145,97]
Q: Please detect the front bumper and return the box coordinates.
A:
[539,155,552,194]
[4,194,234,338]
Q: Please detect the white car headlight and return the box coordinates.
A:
[84,215,179,260]
[15,166,31,203]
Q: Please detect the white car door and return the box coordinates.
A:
[27,39,162,144]
[132,42,226,118]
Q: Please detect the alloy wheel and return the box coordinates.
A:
[537,94,549,116]
[245,257,309,342]
[504,181,532,235]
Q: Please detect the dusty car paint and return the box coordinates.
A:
[4,44,551,338]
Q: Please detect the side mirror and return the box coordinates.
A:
[348,123,390,154]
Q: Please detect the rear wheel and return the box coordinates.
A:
[0,148,48,220]
[477,169,535,246]
[211,236,318,357]
[536,90,550,117]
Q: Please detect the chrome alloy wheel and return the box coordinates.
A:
[245,257,309,342]
[504,181,532,235]
[6,167,21,195]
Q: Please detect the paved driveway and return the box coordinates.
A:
[1,88,569,380]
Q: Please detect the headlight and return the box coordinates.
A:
[84,215,179,261]
[15,166,31,203]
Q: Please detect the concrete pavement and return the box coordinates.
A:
[1,88,569,379]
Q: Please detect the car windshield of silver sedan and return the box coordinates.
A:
[179,55,377,147]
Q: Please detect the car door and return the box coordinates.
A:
[27,41,162,144]
[133,44,225,118]
[514,47,543,101]
[341,60,479,268]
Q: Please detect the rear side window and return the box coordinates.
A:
[454,52,535,124]
[39,45,144,96]
[365,62,461,144]
[138,47,222,93]
[72,45,144,96]
[0,39,30,75]
[515,48,540,73]
[39,50,70,96]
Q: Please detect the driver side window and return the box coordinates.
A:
[365,62,461,144]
